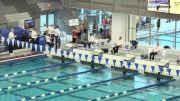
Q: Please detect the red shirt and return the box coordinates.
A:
[72,31,77,38]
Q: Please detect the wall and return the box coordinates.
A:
[0,0,61,33]
[56,8,78,34]
[111,12,137,42]
[129,15,137,41]
[111,13,128,42]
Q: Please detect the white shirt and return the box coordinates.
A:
[46,36,51,43]
[1,36,5,42]
[31,30,38,39]
[153,46,161,52]
[54,28,62,37]
[48,26,55,35]
[8,32,15,39]
[116,39,124,46]
[89,36,95,42]
[44,27,48,32]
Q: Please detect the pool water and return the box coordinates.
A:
[137,33,180,50]
[0,56,179,101]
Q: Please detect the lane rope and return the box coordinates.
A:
[0,67,105,93]
[19,73,138,101]
[0,61,75,79]
[163,95,180,101]
[88,79,175,101]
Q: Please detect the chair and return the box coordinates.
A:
[155,51,163,61]
[161,49,167,57]
[141,47,152,60]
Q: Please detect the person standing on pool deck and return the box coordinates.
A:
[8,29,15,56]
[72,26,80,43]
[157,18,161,33]
[82,18,88,36]
[54,25,63,51]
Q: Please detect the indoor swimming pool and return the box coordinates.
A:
[0,56,179,101]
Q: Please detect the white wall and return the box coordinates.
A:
[111,13,128,42]
[18,19,25,29]
[111,13,137,42]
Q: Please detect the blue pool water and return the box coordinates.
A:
[0,56,179,101]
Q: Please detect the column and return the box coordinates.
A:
[111,12,136,42]
[129,15,137,41]
[111,12,128,42]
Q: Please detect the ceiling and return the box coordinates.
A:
[60,0,180,20]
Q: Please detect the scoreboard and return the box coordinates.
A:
[148,0,169,13]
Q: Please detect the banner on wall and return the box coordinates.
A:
[148,0,169,13]
[69,19,79,26]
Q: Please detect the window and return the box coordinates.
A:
[136,16,176,49]
[48,14,55,26]
[40,13,55,35]
[40,15,47,34]
[176,20,180,49]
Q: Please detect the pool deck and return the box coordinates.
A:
[47,46,180,80]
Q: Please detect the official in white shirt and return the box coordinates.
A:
[116,37,124,47]
[54,25,63,50]
[113,36,124,54]
[149,43,161,61]
[8,29,15,55]
[8,29,15,40]
[86,33,95,48]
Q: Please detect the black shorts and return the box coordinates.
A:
[84,29,87,33]
[73,38,77,43]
